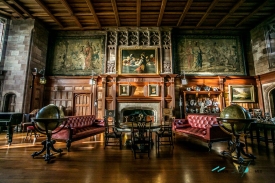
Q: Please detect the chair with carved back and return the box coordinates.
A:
[104,110,122,149]
[131,120,152,159]
[22,109,40,143]
[155,108,174,153]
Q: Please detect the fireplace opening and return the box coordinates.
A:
[121,107,156,123]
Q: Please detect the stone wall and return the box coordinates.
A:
[250,15,275,75]
[1,19,49,113]
[24,21,49,112]
[2,19,34,112]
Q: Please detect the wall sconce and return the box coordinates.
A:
[181,70,187,85]
[39,68,46,85]
[89,70,97,85]
[32,68,37,76]
[30,68,37,88]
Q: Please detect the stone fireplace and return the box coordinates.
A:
[117,102,161,123]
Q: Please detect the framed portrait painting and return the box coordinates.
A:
[148,84,159,97]
[176,35,246,75]
[119,47,158,74]
[119,84,130,96]
[229,85,255,102]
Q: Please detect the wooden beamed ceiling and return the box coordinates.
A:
[0,0,274,31]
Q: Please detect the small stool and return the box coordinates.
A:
[24,126,39,144]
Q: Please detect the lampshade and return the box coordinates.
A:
[181,70,187,85]
[181,78,187,85]
[39,77,46,85]
[89,78,96,85]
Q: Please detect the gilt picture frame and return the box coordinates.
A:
[119,47,158,75]
[229,85,255,102]
[119,84,130,96]
[148,84,159,97]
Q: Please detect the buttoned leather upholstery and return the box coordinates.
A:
[52,115,104,151]
[173,114,231,151]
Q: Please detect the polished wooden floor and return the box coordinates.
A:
[0,131,275,183]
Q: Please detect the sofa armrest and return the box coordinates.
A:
[205,124,231,140]
[93,119,105,127]
[173,119,190,130]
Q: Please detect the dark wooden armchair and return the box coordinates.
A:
[131,120,152,159]
[104,110,122,149]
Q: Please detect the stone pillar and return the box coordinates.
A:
[2,19,34,112]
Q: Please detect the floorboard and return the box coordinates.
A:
[0,131,274,183]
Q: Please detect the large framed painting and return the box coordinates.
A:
[229,85,255,102]
[48,35,106,75]
[118,47,158,74]
[176,35,246,75]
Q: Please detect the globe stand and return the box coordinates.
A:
[217,118,256,164]
[31,118,67,162]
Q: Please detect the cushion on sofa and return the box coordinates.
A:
[187,115,218,129]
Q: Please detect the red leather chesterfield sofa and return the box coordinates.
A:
[173,114,231,151]
[52,115,105,151]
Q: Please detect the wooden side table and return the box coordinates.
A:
[254,123,275,148]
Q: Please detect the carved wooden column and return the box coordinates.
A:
[169,74,177,108]
[91,76,97,116]
[111,75,118,110]
[219,76,225,109]
[101,76,107,118]
[255,75,264,113]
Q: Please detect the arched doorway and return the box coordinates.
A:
[2,93,16,112]
[270,88,275,117]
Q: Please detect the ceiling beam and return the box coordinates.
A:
[60,0,82,28]
[10,0,34,19]
[216,0,245,28]
[177,0,193,27]
[111,0,120,26]
[85,0,101,29]
[235,0,269,28]
[196,0,219,28]
[157,0,167,26]
[136,0,141,27]
[34,0,63,28]
[0,9,12,17]
[1,0,24,18]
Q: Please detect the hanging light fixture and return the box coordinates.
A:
[39,68,46,85]
[181,70,187,85]
[89,70,96,85]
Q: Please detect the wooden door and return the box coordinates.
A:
[74,94,91,116]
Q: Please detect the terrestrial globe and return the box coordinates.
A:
[35,104,65,131]
[219,103,252,134]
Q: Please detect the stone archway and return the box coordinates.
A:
[2,92,16,112]
[262,82,275,117]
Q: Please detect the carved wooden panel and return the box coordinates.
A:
[74,94,90,116]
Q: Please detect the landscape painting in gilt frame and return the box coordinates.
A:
[229,85,255,102]
[49,36,105,76]
[119,47,158,75]
[176,35,246,75]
